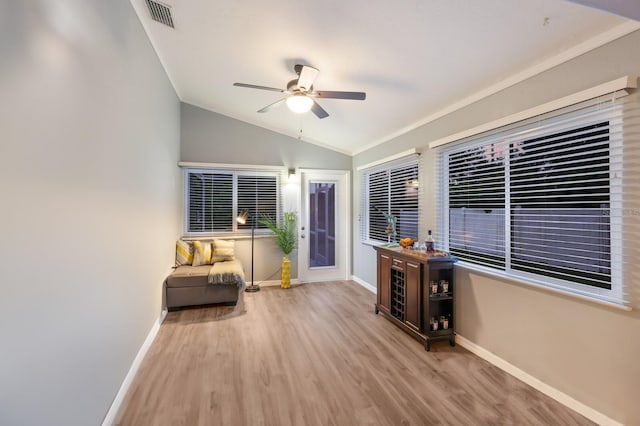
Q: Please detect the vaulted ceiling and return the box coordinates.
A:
[130,0,639,155]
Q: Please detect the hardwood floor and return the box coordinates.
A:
[115,281,593,426]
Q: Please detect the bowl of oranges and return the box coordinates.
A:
[399,237,416,249]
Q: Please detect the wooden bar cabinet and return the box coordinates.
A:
[374,246,457,351]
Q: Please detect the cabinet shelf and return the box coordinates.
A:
[426,328,454,337]
[429,292,453,301]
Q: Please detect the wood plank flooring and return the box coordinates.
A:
[114,281,593,426]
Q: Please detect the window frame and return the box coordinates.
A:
[361,156,420,245]
[438,100,626,306]
[183,166,282,237]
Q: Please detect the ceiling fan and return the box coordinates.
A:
[233,64,366,119]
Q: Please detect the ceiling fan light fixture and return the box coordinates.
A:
[286,94,314,113]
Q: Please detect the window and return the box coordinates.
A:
[439,93,638,307]
[509,122,611,289]
[185,167,281,235]
[362,156,420,244]
[187,171,233,233]
[236,174,279,231]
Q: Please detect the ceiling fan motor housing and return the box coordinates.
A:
[287,79,309,93]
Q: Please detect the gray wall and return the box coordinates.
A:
[181,103,352,169]
[353,30,640,424]
[0,1,181,425]
[180,102,352,281]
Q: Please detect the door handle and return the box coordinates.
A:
[300,234,306,238]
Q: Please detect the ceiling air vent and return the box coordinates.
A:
[145,0,174,28]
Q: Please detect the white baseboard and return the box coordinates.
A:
[101,309,167,425]
[256,279,281,287]
[351,275,377,294]
[256,279,300,287]
[455,335,622,426]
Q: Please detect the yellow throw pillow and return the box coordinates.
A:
[192,241,213,266]
[211,239,235,262]
[175,240,193,266]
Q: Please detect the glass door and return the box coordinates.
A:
[299,170,349,282]
[309,182,336,267]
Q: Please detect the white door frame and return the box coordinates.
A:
[297,169,350,283]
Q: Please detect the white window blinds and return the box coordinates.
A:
[438,91,640,307]
[187,171,233,233]
[185,167,282,236]
[362,155,421,243]
[237,173,279,230]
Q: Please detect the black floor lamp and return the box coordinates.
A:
[236,210,260,292]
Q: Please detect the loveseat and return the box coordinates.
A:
[164,239,245,310]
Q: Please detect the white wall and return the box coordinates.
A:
[353,30,640,424]
[0,1,181,425]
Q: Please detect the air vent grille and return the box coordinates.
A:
[145,0,174,28]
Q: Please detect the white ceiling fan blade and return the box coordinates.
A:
[297,65,319,91]
[233,82,285,93]
[312,90,366,100]
[258,98,286,113]
[311,100,329,119]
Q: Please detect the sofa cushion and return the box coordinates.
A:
[211,239,235,262]
[175,240,193,266]
[192,240,213,266]
[166,265,211,288]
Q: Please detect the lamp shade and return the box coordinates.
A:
[286,94,314,113]
[236,210,248,225]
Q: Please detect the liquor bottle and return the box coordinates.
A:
[425,229,434,252]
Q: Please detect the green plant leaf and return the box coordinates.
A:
[258,211,297,255]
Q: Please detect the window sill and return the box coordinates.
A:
[182,233,274,241]
[454,261,631,312]
[360,240,387,248]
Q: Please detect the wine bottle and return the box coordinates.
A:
[425,229,434,252]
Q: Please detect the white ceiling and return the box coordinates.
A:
[130,0,638,155]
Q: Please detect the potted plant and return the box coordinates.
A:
[259,211,297,288]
